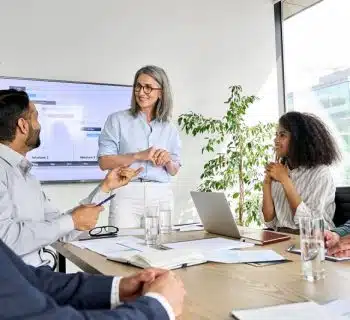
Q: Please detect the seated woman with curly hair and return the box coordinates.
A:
[262,111,341,233]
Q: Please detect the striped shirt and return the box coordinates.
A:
[263,165,336,230]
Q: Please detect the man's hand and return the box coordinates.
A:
[153,149,172,167]
[324,230,340,249]
[143,271,186,318]
[101,167,143,192]
[327,235,350,257]
[135,147,156,165]
[71,204,103,231]
[265,162,289,183]
[119,268,167,302]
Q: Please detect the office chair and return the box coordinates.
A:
[38,247,58,270]
[333,187,350,227]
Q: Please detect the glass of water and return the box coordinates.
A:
[144,205,160,246]
[159,201,172,234]
[299,217,325,282]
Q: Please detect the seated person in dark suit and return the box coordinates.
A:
[0,239,185,319]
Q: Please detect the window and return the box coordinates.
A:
[284,0,350,185]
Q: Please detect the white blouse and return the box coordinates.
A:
[263,165,336,230]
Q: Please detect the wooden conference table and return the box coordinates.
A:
[53,230,350,320]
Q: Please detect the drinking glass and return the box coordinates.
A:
[299,217,325,281]
[159,200,172,234]
[144,205,160,246]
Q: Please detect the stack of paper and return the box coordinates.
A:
[206,249,285,264]
[71,236,285,266]
[324,299,350,318]
[162,237,254,252]
[232,301,347,320]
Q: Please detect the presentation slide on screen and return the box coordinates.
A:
[0,77,132,182]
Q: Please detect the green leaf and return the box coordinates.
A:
[177,84,274,226]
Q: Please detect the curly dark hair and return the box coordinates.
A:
[279,111,341,168]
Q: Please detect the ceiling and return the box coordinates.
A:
[282,0,324,20]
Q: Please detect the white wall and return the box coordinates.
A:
[0,0,278,224]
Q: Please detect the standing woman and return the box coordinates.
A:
[262,111,340,233]
[98,65,181,228]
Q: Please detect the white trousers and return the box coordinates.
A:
[109,182,174,228]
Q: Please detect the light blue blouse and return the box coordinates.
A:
[98,109,181,183]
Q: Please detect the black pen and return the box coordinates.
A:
[96,194,116,206]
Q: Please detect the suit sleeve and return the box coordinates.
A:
[33,266,114,309]
[0,239,169,320]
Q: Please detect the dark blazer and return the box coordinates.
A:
[0,239,169,319]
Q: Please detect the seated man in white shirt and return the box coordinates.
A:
[0,89,142,266]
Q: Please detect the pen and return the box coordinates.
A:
[173,222,202,227]
[96,194,116,206]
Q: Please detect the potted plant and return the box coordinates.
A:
[178,85,275,226]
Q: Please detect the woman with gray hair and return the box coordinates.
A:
[98,65,181,228]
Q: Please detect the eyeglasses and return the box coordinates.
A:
[89,226,119,237]
[134,83,162,95]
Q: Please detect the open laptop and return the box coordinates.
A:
[190,191,290,245]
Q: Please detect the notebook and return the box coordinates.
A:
[240,230,291,245]
[107,249,207,269]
